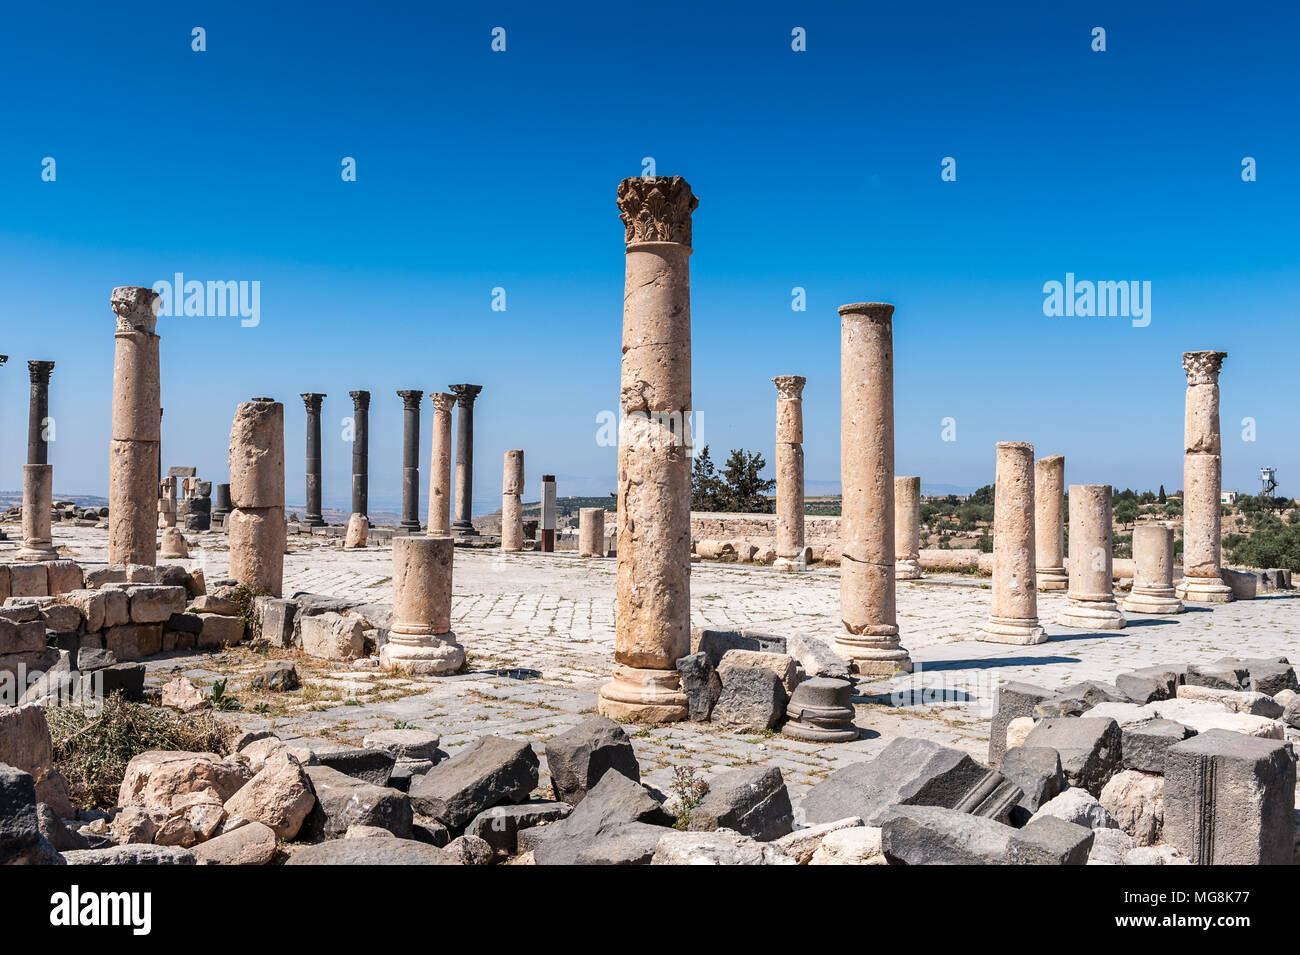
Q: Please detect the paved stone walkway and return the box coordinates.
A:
[9,523,1298,804]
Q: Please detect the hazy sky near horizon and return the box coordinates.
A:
[2,1,1296,514]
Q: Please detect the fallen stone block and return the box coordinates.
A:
[299,611,365,661]
[223,750,314,841]
[1145,698,1283,739]
[408,735,539,828]
[807,826,886,865]
[1087,826,1135,865]
[786,632,851,681]
[710,665,788,731]
[192,821,277,865]
[1185,660,1249,691]
[302,765,411,841]
[362,728,441,763]
[55,590,106,632]
[1122,719,1197,774]
[63,845,194,865]
[253,596,296,647]
[524,771,672,865]
[0,763,63,865]
[250,661,299,691]
[311,744,395,786]
[687,766,794,842]
[881,805,1014,864]
[544,716,640,805]
[1022,717,1122,796]
[196,613,245,649]
[466,800,572,855]
[1239,658,1298,697]
[651,829,796,865]
[718,649,799,694]
[676,652,722,721]
[1176,683,1282,718]
[998,746,1065,824]
[1030,788,1118,830]
[118,750,251,809]
[989,681,1055,767]
[1115,667,1179,704]
[770,817,864,864]
[1099,769,1164,846]
[286,837,455,865]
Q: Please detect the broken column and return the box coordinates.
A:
[772,375,807,572]
[212,483,232,523]
[426,393,455,537]
[893,475,923,580]
[349,390,370,521]
[980,442,1045,644]
[397,389,422,531]
[108,287,162,566]
[539,475,557,552]
[1177,351,1233,603]
[578,507,606,558]
[1034,454,1068,591]
[300,393,326,527]
[598,175,698,723]
[380,536,464,675]
[1057,484,1126,630]
[837,302,911,676]
[18,360,57,561]
[1124,523,1184,615]
[158,475,188,559]
[501,449,524,552]
[228,398,285,597]
[449,383,483,536]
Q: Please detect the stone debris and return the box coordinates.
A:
[409,735,539,828]
[544,716,639,805]
[687,766,794,842]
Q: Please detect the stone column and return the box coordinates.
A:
[108,287,162,566]
[539,475,557,552]
[980,442,1046,644]
[501,450,524,552]
[1124,523,1184,615]
[300,393,326,527]
[598,175,698,723]
[893,475,923,580]
[213,483,232,522]
[427,393,455,536]
[160,477,178,527]
[228,398,285,597]
[579,507,606,557]
[1058,484,1126,630]
[27,361,54,466]
[381,536,464,675]
[449,384,483,536]
[1034,454,1068,590]
[349,390,370,520]
[396,390,422,531]
[772,375,807,572]
[1177,351,1233,603]
[837,302,911,676]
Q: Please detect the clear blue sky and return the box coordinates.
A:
[2,1,1296,513]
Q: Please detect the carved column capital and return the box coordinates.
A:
[349,390,371,411]
[111,286,160,333]
[28,361,55,385]
[772,375,806,400]
[617,176,698,247]
[397,390,423,410]
[301,393,325,413]
[430,392,456,414]
[449,383,483,408]
[1182,351,1227,386]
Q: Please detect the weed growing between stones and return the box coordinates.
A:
[668,765,709,830]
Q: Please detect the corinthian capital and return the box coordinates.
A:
[1182,350,1227,386]
[28,360,55,385]
[111,286,160,333]
[772,375,806,400]
[617,176,698,247]
[430,392,456,414]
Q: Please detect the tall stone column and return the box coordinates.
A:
[1124,523,1184,615]
[893,475,922,580]
[772,375,807,572]
[300,393,326,527]
[427,393,455,536]
[381,536,464,675]
[539,475,557,552]
[213,483,232,523]
[228,398,285,597]
[598,175,697,723]
[579,507,606,557]
[1177,351,1233,603]
[397,390,422,531]
[349,390,370,520]
[18,361,58,561]
[837,302,911,676]
[108,287,162,566]
[501,450,524,552]
[980,442,1045,644]
[1034,454,1068,590]
[449,384,483,536]
[1058,484,1126,630]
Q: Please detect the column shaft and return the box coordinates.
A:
[579,507,606,557]
[349,391,370,518]
[398,390,422,530]
[1034,454,1068,590]
[501,449,524,552]
[893,475,922,580]
[1177,351,1232,602]
[381,536,464,674]
[27,361,54,466]
[1124,523,1184,614]
[228,398,286,597]
[980,442,1045,644]
[301,394,325,527]
[427,393,455,536]
[772,375,806,572]
[449,384,483,535]
[108,287,162,566]
[1058,484,1126,629]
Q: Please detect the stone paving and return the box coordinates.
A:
[7,522,1298,803]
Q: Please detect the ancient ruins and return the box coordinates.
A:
[0,177,1295,872]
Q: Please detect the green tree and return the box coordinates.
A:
[690,445,725,511]
[1114,501,1139,529]
[719,448,775,513]
[1157,485,1167,504]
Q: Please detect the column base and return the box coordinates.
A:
[343,513,369,548]
[159,528,189,559]
[1123,588,1184,615]
[773,555,806,573]
[781,678,859,743]
[1175,575,1233,603]
[381,631,465,676]
[304,515,326,528]
[597,665,688,723]
[894,558,923,580]
[978,615,1047,645]
[399,520,422,532]
[1036,568,1068,591]
[15,543,58,562]
[450,521,480,538]
[834,631,912,677]
[1057,599,1127,630]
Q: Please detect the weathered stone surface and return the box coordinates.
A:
[998,746,1065,824]
[1163,729,1296,865]
[525,771,672,865]
[45,561,84,596]
[1122,719,1197,774]
[192,821,277,865]
[786,632,851,681]
[196,613,245,650]
[687,766,794,842]
[118,751,252,809]
[771,817,864,864]
[545,716,639,805]
[37,803,90,851]
[1099,769,1164,846]
[465,800,572,855]
[409,735,539,827]
[711,666,787,731]
[881,805,1014,864]
[1022,717,1122,796]
[362,728,441,762]
[443,833,494,865]
[160,676,207,713]
[0,705,54,786]
[1031,788,1118,830]
[717,649,799,694]
[103,623,163,661]
[801,736,1021,826]
[0,764,63,865]
[1115,667,1179,704]
[0,617,44,655]
[1239,658,1298,697]
[1087,826,1136,864]
[807,826,887,865]
[989,681,1055,767]
[222,750,314,840]
[651,829,796,865]
[300,611,365,661]
[250,661,299,691]
[1176,683,1283,718]
[1141,698,1283,739]
[676,651,721,721]
[1185,660,1249,691]
[253,596,296,647]
[64,845,194,865]
[287,837,456,865]
[1006,815,1093,865]
[302,765,411,841]
[126,585,187,624]
[311,745,395,786]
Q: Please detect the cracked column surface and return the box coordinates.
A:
[108,287,161,566]
[501,449,524,552]
[1176,351,1233,603]
[980,442,1046,644]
